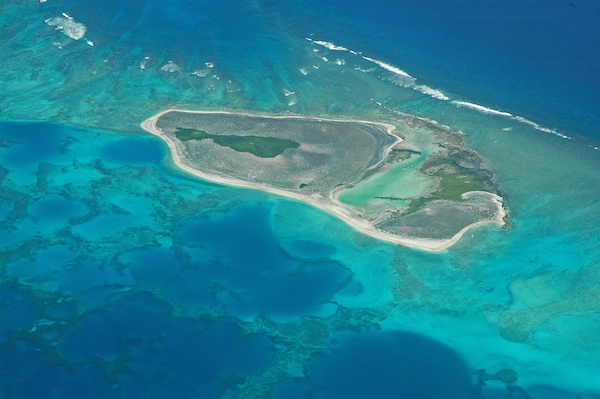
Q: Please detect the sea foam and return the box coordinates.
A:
[414,85,449,101]
[307,38,451,101]
[160,61,180,73]
[309,39,349,51]
[45,14,86,40]
[361,56,412,79]
[307,38,412,78]
[512,116,570,139]
[453,101,571,139]
[451,101,513,117]
[306,38,569,139]
[192,70,209,77]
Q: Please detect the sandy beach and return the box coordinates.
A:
[141,109,505,252]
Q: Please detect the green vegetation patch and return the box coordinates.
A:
[433,171,486,200]
[402,169,490,215]
[175,128,300,158]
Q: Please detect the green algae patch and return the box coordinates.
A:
[401,171,488,215]
[399,145,499,215]
[434,171,487,199]
[175,128,300,158]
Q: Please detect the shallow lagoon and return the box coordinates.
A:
[0,122,300,396]
[0,121,399,396]
[2,116,599,397]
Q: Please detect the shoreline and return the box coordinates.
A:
[141,109,505,252]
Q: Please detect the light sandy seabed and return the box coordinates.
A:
[141,109,506,251]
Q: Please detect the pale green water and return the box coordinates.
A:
[337,124,442,212]
[337,158,435,213]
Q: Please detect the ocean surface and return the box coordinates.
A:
[1,1,600,398]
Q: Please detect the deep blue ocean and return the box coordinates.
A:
[283,0,600,139]
[1,1,600,398]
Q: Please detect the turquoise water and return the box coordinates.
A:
[1,1,600,398]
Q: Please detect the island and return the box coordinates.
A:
[141,109,506,251]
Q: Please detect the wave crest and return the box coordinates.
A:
[305,38,569,139]
[45,14,86,40]
[451,101,513,117]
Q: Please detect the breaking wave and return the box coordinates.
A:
[45,13,86,40]
[415,85,450,101]
[307,37,447,100]
[453,101,570,139]
[160,61,180,73]
[451,101,513,117]
[361,55,413,79]
[306,37,570,140]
